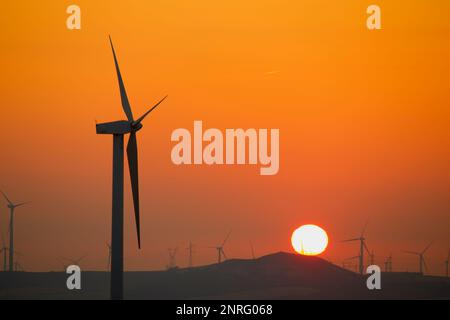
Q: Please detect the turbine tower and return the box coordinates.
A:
[342,221,370,275]
[1,191,29,272]
[1,231,8,271]
[96,37,167,300]
[404,241,433,275]
[186,241,194,268]
[210,231,231,263]
[369,250,375,266]
[384,254,392,272]
[167,247,178,270]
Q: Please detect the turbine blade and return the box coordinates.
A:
[361,219,369,237]
[403,250,419,255]
[422,241,433,254]
[222,231,231,247]
[221,249,228,260]
[363,242,371,255]
[341,238,360,242]
[127,132,141,249]
[134,95,168,125]
[109,36,134,122]
[0,191,13,205]
[15,201,30,208]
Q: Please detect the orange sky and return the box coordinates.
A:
[0,1,449,273]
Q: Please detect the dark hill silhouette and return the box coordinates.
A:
[0,252,449,299]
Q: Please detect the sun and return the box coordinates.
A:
[291,224,329,256]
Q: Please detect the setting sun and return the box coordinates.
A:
[291,225,329,256]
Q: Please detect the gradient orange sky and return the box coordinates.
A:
[0,1,449,273]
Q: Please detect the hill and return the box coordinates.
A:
[0,252,449,299]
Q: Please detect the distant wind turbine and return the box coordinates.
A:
[384,254,393,272]
[404,241,433,275]
[209,231,231,264]
[341,221,370,275]
[186,242,194,268]
[96,36,167,300]
[1,191,29,272]
[1,231,8,271]
[369,250,375,266]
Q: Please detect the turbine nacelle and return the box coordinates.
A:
[96,120,142,135]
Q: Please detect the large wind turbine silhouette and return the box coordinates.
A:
[96,36,167,300]
[167,247,178,270]
[210,231,231,263]
[404,241,433,275]
[384,254,392,272]
[1,191,28,272]
[342,221,370,275]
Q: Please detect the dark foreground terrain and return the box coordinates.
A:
[0,252,449,299]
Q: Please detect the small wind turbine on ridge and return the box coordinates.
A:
[1,191,29,272]
[404,241,433,275]
[209,231,231,264]
[96,36,167,299]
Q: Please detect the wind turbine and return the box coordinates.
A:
[96,36,167,300]
[210,231,231,264]
[186,242,194,268]
[404,241,433,275]
[167,247,178,270]
[369,250,375,266]
[1,191,29,272]
[341,221,370,275]
[1,230,8,271]
[384,254,392,272]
